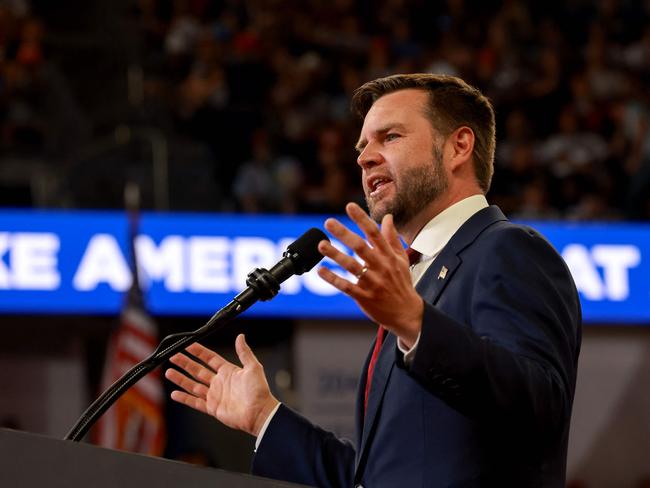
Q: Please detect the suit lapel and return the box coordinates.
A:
[415,206,507,304]
[355,334,395,467]
[354,345,372,449]
[415,252,461,305]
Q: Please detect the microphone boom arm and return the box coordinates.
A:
[64,267,281,442]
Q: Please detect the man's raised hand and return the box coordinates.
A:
[165,334,279,437]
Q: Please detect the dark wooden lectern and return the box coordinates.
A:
[0,428,309,487]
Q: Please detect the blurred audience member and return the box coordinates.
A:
[2,0,649,219]
[233,129,302,213]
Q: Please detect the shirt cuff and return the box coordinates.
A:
[254,402,282,451]
[397,333,421,366]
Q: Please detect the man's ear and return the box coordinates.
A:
[447,126,475,172]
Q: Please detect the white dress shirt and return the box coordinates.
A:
[255,194,489,449]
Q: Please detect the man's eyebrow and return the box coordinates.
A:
[354,123,407,153]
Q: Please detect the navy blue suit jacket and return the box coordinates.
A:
[252,206,582,487]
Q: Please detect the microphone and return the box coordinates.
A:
[65,227,328,442]
[279,227,329,275]
[235,227,329,307]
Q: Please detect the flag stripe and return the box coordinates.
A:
[93,304,165,455]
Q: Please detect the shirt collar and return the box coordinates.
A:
[410,194,489,259]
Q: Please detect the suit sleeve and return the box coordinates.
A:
[251,403,356,487]
[404,226,581,442]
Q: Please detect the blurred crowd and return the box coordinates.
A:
[1,0,650,219]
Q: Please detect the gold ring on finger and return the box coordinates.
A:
[356,265,369,279]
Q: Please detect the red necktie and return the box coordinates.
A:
[364,247,421,412]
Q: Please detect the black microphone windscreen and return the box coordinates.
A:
[286,227,329,274]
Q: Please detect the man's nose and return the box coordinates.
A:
[357,143,383,169]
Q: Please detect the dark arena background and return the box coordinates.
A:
[1,1,649,486]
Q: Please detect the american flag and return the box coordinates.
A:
[93,182,165,455]
[93,303,166,455]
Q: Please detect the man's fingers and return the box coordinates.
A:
[381,214,406,255]
[169,353,213,386]
[165,368,210,399]
[185,342,230,372]
[324,218,381,268]
[318,239,365,277]
[345,202,391,254]
[318,266,372,299]
[235,334,261,368]
[169,389,209,415]
[322,203,396,272]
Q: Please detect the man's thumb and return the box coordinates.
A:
[235,334,259,367]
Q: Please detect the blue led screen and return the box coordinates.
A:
[0,210,648,323]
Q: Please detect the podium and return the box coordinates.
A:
[0,428,309,487]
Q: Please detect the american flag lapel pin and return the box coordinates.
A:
[438,266,448,280]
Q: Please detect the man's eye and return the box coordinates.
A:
[385,133,400,141]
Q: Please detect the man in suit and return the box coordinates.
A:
[166,74,582,487]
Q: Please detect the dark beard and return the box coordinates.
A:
[366,145,448,227]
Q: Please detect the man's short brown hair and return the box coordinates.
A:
[351,73,496,193]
